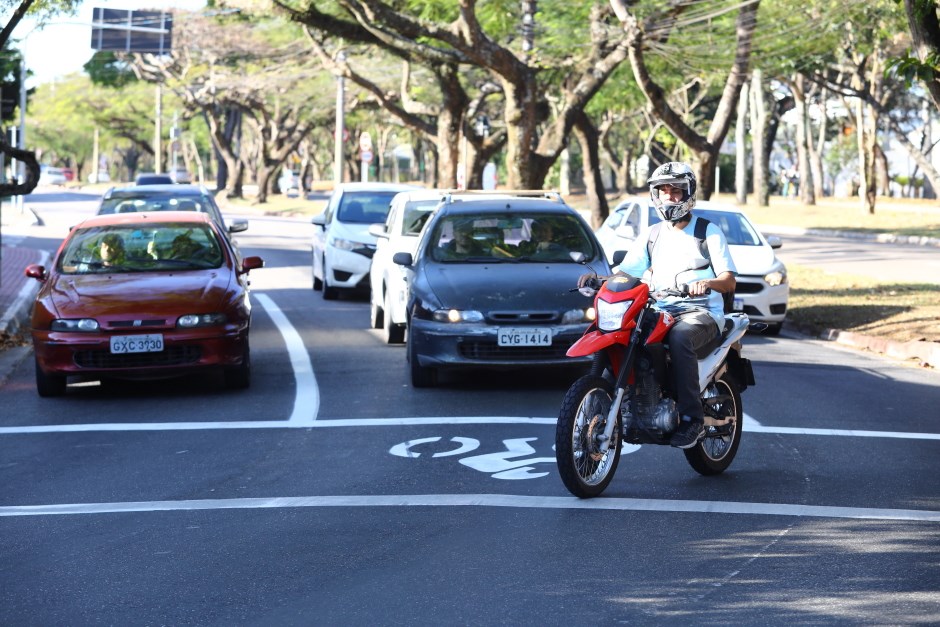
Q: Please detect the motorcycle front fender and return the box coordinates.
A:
[566,329,632,357]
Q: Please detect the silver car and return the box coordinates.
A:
[595,198,789,334]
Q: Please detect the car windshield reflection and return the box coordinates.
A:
[58,223,224,274]
[430,213,595,262]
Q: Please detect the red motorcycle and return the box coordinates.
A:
[555,265,755,498]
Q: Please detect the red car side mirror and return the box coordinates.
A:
[25,264,46,282]
[240,256,264,274]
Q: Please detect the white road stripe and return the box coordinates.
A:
[2,415,939,438]
[253,293,318,424]
[1,494,938,522]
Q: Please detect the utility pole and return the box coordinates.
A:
[521,1,537,57]
[334,51,346,188]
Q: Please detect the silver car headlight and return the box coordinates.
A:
[561,308,593,324]
[177,313,227,328]
[596,300,632,332]
[432,309,484,323]
[51,318,99,332]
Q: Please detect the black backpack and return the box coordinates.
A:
[646,217,735,314]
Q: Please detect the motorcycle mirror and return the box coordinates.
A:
[570,251,587,264]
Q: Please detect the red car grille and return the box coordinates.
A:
[458,341,569,361]
[73,346,201,369]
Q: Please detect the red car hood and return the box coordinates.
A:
[47,271,233,318]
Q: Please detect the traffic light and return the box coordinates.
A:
[0,86,15,121]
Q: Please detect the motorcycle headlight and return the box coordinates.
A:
[177,313,227,328]
[561,308,593,324]
[596,299,632,332]
[329,236,359,252]
[432,309,484,323]
[51,318,99,332]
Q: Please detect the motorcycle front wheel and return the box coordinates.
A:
[555,375,622,498]
[684,372,742,475]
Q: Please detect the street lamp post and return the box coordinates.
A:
[334,51,346,188]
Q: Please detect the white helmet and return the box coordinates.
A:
[648,161,697,222]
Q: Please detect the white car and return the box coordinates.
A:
[368,189,445,343]
[595,198,789,334]
[278,169,300,195]
[311,182,422,300]
[39,166,68,186]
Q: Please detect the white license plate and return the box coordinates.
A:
[733,297,744,311]
[497,328,552,347]
[110,334,165,354]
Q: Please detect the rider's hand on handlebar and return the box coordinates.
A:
[687,279,713,296]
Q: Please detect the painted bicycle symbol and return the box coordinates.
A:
[389,436,556,480]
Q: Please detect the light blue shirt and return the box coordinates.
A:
[614,215,737,328]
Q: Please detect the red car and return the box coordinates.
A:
[25,211,264,396]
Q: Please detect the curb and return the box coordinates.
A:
[820,329,940,368]
[758,224,940,248]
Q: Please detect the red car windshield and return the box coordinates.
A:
[58,223,224,274]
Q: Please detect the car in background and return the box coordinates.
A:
[38,166,68,186]
[61,167,75,182]
[368,189,445,343]
[311,182,421,300]
[595,197,789,334]
[136,172,175,185]
[392,192,611,387]
[278,169,301,195]
[96,184,248,241]
[170,168,192,184]
[88,171,111,183]
[24,211,264,396]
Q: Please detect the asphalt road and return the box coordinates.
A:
[2,198,939,625]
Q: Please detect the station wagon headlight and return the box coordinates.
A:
[177,313,227,328]
[51,318,99,332]
[433,309,484,323]
[561,308,593,324]
[596,299,632,332]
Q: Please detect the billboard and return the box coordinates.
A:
[90,8,173,54]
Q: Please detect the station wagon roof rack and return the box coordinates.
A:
[440,189,565,204]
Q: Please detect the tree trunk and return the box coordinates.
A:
[735,80,749,205]
[748,70,769,206]
[792,74,815,205]
[573,111,609,228]
[807,84,827,199]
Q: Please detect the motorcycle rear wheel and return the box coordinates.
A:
[555,375,622,498]
[684,372,742,475]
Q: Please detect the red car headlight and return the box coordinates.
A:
[50,319,99,332]
[177,313,227,328]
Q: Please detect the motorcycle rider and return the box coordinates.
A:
[580,162,737,448]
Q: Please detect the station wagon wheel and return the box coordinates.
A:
[408,331,436,387]
[34,357,66,397]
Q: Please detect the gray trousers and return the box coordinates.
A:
[667,310,720,420]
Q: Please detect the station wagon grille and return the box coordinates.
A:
[73,346,201,369]
[486,312,558,323]
[458,341,570,361]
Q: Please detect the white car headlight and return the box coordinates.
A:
[596,300,632,331]
[329,236,358,251]
[764,269,787,286]
[432,309,484,323]
[51,318,99,332]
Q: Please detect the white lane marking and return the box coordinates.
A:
[253,293,319,424]
[2,414,940,440]
[2,494,938,522]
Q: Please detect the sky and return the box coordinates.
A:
[11,1,206,88]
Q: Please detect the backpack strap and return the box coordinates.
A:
[646,221,666,261]
[693,217,711,259]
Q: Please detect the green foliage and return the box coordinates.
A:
[84,51,137,88]
[886,51,940,86]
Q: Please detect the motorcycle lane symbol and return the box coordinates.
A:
[388,437,557,480]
